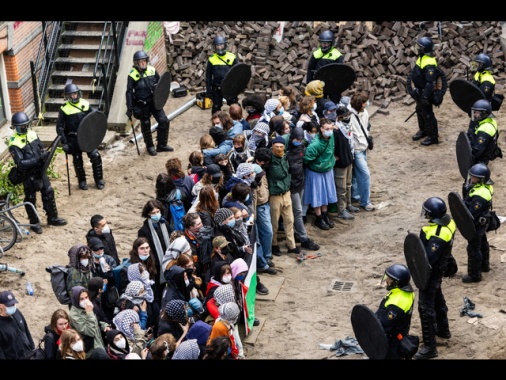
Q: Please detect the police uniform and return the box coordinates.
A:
[56,97,104,190]
[463,181,493,282]
[205,51,238,114]
[8,130,66,232]
[375,287,415,360]
[467,115,498,165]
[472,69,496,103]
[415,216,456,358]
[306,47,344,103]
[126,64,172,155]
[409,54,439,144]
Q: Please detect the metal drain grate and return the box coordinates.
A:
[330,280,354,292]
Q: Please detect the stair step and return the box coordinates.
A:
[60,31,103,38]
[55,57,104,64]
[58,44,112,50]
[48,84,103,92]
[52,70,96,78]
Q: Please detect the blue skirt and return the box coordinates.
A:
[302,169,337,208]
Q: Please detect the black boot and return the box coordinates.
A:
[414,309,438,360]
[314,215,330,230]
[156,125,174,152]
[142,127,157,156]
[421,136,439,146]
[73,158,88,190]
[90,152,105,190]
[25,203,42,234]
[322,212,334,228]
[412,129,427,141]
[44,195,67,227]
[462,253,482,283]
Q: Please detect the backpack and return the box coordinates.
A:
[45,265,71,305]
[168,189,185,232]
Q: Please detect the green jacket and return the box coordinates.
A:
[266,152,291,195]
[303,134,335,173]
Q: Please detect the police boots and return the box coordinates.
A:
[414,311,438,360]
[91,153,105,190]
[156,125,174,152]
[73,159,88,190]
[45,198,67,227]
[25,204,42,234]
[421,136,439,146]
[142,128,157,156]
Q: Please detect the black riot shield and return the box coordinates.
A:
[315,63,356,98]
[403,232,431,290]
[351,304,388,360]
[220,63,252,100]
[41,135,62,175]
[456,131,474,179]
[153,72,172,110]
[448,191,476,241]
[77,111,108,152]
[450,78,486,115]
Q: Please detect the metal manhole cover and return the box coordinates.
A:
[330,280,354,292]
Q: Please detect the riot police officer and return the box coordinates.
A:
[126,50,174,156]
[470,53,501,108]
[8,112,67,234]
[205,35,238,114]
[467,99,500,165]
[375,264,416,360]
[407,37,440,146]
[413,197,456,360]
[462,163,494,283]
[56,84,105,190]
[306,30,344,103]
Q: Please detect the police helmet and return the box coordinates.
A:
[416,36,433,55]
[318,30,334,53]
[133,50,149,70]
[471,99,492,122]
[64,83,81,104]
[422,197,450,225]
[468,162,491,184]
[382,264,413,292]
[213,36,227,56]
[11,111,31,135]
[473,53,492,72]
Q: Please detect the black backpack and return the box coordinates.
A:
[45,265,71,305]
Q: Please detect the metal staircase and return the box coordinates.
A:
[31,21,128,126]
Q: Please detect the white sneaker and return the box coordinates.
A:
[361,203,375,211]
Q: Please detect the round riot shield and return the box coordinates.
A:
[448,191,476,241]
[154,72,172,110]
[221,63,252,100]
[315,63,356,98]
[351,304,388,360]
[456,131,474,179]
[403,232,431,290]
[450,78,486,115]
[77,111,107,152]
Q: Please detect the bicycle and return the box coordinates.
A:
[0,192,41,252]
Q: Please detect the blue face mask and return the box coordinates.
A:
[245,194,250,202]
[5,305,16,315]
[150,213,161,222]
[323,130,333,138]
[292,140,302,147]
[139,254,150,261]
[93,254,103,259]
[227,219,236,228]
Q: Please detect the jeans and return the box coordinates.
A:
[255,203,273,270]
[351,150,371,207]
[291,190,308,242]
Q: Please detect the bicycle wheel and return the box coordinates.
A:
[0,214,17,252]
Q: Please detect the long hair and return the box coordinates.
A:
[129,237,158,277]
[196,185,219,215]
[155,173,176,199]
[59,329,86,360]
[50,308,70,335]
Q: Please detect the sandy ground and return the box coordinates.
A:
[2,92,506,360]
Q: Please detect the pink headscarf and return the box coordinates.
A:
[231,258,248,279]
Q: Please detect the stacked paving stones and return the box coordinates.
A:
[166,21,506,112]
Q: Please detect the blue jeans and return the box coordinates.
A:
[255,203,273,270]
[351,150,371,207]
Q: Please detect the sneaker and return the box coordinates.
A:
[347,205,361,213]
[257,267,277,275]
[301,239,320,251]
[337,209,355,220]
[267,260,275,267]
[272,245,282,256]
[256,282,269,295]
[361,203,375,211]
[287,247,301,254]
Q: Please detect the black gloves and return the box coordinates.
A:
[62,144,70,153]
[126,109,133,119]
[420,97,430,107]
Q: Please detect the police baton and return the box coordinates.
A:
[65,153,71,196]
[128,116,140,156]
[405,110,417,123]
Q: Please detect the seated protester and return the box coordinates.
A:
[242,93,267,130]
[117,281,149,331]
[176,253,205,302]
[187,150,206,184]
[157,299,190,344]
[105,329,131,360]
[247,121,271,153]
[42,308,71,360]
[172,339,201,360]
[165,157,195,213]
[161,265,191,311]
[214,153,234,184]
[112,309,149,358]
[149,332,177,360]
[213,207,250,260]
[227,134,254,174]
[58,329,87,360]
[203,261,233,319]
[191,164,224,207]
[187,320,212,359]
[229,103,250,131]
[207,301,243,359]
[66,244,94,299]
[87,277,113,335]
[203,335,231,360]
[200,134,231,167]
[85,214,120,265]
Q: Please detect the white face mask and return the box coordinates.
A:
[80,259,89,267]
[5,305,16,315]
[115,337,126,349]
[222,275,232,283]
[101,224,111,234]
[184,279,190,287]
[79,301,88,309]
[72,340,84,352]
